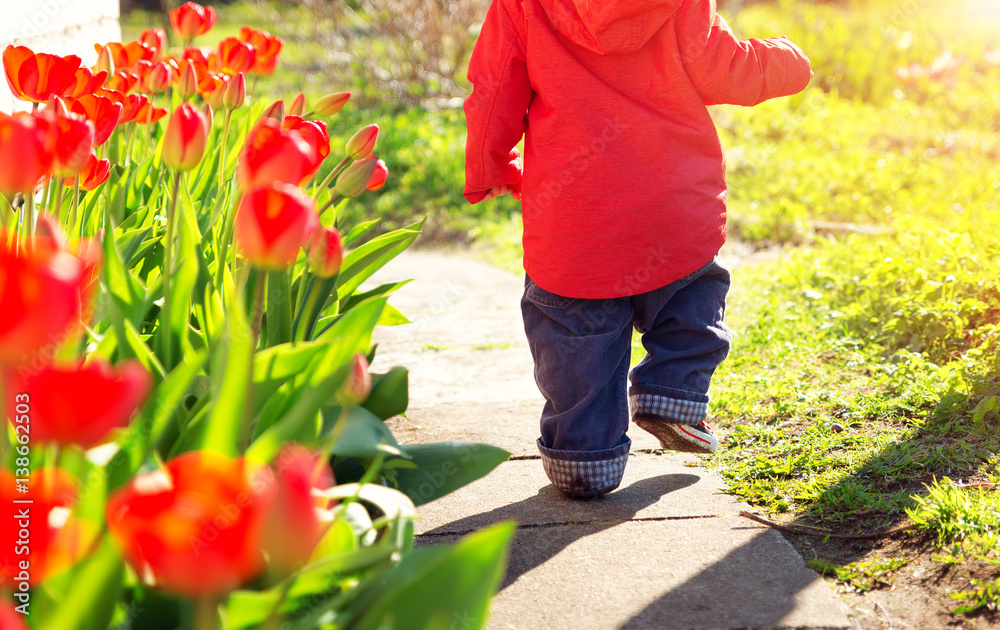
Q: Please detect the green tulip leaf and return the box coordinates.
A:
[392,443,511,507]
[336,222,423,301]
[363,367,409,421]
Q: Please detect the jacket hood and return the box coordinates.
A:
[536,0,683,55]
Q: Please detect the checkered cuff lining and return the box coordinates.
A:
[537,439,629,498]
[629,393,708,426]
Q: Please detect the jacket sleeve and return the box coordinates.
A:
[463,0,532,204]
[675,0,812,107]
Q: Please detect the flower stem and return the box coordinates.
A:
[25,187,35,239]
[313,156,351,200]
[69,177,82,238]
[318,194,344,217]
[193,598,218,630]
[53,181,65,224]
[162,171,182,371]
[250,270,266,345]
[217,109,232,193]
[291,274,318,342]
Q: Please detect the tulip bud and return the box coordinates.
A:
[207,81,227,110]
[146,61,174,94]
[224,72,246,110]
[334,155,378,198]
[367,158,388,191]
[259,99,284,125]
[162,102,210,171]
[313,91,350,117]
[201,102,214,131]
[344,123,378,159]
[306,228,343,278]
[177,64,198,99]
[288,93,306,116]
[94,45,115,76]
[337,353,372,407]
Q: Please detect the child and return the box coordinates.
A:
[464,0,812,498]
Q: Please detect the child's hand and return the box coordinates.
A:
[483,184,522,201]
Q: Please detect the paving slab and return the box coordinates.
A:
[387,400,665,456]
[422,519,851,630]
[372,347,542,409]
[415,454,742,536]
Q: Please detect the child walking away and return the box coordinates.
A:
[464,0,812,498]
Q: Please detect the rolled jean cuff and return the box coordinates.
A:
[629,393,708,426]
[537,438,630,498]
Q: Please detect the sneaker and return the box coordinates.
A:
[633,415,719,454]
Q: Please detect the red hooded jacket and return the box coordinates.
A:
[464,0,812,298]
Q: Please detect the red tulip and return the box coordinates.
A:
[367,158,388,191]
[235,183,318,269]
[313,91,350,117]
[0,236,94,364]
[69,93,122,145]
[0,600,28,630]
[106,70,139,94]
[334,155,379,199]
[66,153,111,191]
[162,103,210,171]
[223,71,246,110]
[52,113,95,178]
[132,101,168,126]
[236,118,315,189]
[6,359,150,448]
[238,27,284,76]
[288,93,306,116]
[170,2,218,40]
[217,37,256,75]
[283,115,330,178]
[0,468,98,587]
[345,123,378,160]
[144,61,175,94]
[116,92,146,123]
[106,451,271,598]
[260,445,335,574]
[177,63,198,99]
[307,227,343,278]
[338,353,372,406]
[139,28,167,60]
[0,111,55,195]
[65,66,108,99]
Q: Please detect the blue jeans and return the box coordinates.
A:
[521,256,732,497]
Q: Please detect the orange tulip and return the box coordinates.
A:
[307,227,343,278]
[367,158,389,191]
[0,235,91,365]
[67,153,111,191]
[236,118,316,189]
[52,113,95,178]
[234,183,318,269]
[7,359,150,448]
[162,103,210,171]
[65,66,108,99]
[106,451,271,598]
[98,41,154,70]
[116,92,146,124]
[0,468,98,587]
[132,99,168,126]
[217,37,256,75]
[338,353,372,406]
[69,93,122,145]
[260,445,335,574]
[94,45,115,75]
[288,92,306,116]
[283,115,330,179]
[139,28,167,60]
[170,2,218,40]
[0,601,28,630]
[313,91,351,117]
[106,70,139,94]
[238,27,284,76]
[345,123,379,160]
[3,45,81,103]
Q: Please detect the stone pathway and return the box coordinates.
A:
[369,247,851,630]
